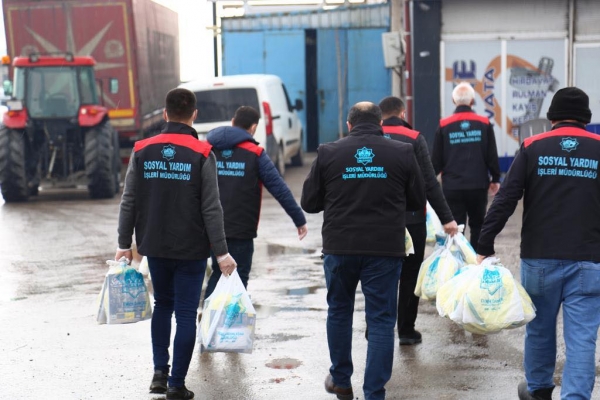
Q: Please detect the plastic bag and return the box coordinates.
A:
[426,201,444,244]
[405,228,415,255]
[434,224,477,265]
[198,269,256,354]
[452,227,477,265]
[414,236,463,300]
[436,258,536,334]
[96,257,153,324]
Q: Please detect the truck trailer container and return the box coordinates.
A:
[2,0,180,158]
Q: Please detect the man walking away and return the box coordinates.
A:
[201,106,307,305]
[431,82,501,251]
[477,87,600,400]
[115,88,237,400]
[302,102,425,400]
[379,96,458,346]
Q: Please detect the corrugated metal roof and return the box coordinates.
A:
[221,3,389,31]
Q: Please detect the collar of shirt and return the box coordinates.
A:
[454,105,473,113]
[162,121,199,139]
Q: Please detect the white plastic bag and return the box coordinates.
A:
[96,257,152,324]
[436,258,536,334]
[426,201,444,244]
[405,228,415,255]
[414,236,463,300]
[198,269,256,354]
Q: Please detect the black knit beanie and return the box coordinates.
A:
[546,87,592,124]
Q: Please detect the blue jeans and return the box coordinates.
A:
[323,254,402,400]
[521,259,600,399]
[148,257,207,388]
[204,238,254,300]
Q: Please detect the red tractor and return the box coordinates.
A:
[0,53,120,202]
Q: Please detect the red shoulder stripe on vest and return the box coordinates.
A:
[523,127,600,148]
[382,125,420,140]
[134,134,212,157]
[440,112,490,128]
[237,141,264,156]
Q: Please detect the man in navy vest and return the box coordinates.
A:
[201,106,307,305]
[379,96,457,346]
[431,82,501,252]
[478,87,600,400]
[116,88,237,400]
[302,102,425,400]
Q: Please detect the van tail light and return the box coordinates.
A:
[262,101,273,136]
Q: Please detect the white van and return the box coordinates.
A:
[179,74,304,175]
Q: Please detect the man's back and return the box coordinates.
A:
[432,106,499,190]
[302,125,425,257]
[514,124,600,260]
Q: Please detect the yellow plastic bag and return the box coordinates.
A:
[405,228,414,255]
[436,258,536,334]
[426,201,444,244]
[453,227,477,265]
[415,236,462,300]
[198,270,256,353]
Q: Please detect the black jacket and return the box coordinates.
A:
[301,122,425,257]
[432,105,501,190]
[478,122,600,261]
[207,126,306,239]
[382,116,453,225]
[118,122,228,260]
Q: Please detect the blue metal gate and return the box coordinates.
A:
[221,4,390,148]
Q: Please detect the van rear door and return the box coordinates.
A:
[193,87,260,139]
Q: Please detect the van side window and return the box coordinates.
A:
[194,88,259,123]
[282,84,293,112]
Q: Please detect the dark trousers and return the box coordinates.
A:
[148,257,207,388]
[203,238,254,301]
[324,254,402,400]
[443,188,488,252]
[397,222,427,335]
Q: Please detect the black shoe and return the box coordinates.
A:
[167,385,195,400]
[399,330,422,345]
[149,369,168,394]
[324,374,353,400]
[517,381,554,400]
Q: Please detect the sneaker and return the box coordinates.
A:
[149,369,168,394]
[399,330,422,345]
[324,374,353,400]
[517,381,554,400]
[167,385,195,400]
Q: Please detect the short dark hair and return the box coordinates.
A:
[347,102,382,126]
[165,88,196,122]
[378,96,404,117]
[233,106,260,130]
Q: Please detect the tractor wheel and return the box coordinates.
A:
[85,122,116,199]
[0,127,28,202]
[112,129,121,194]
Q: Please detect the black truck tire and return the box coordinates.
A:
[0,127,28,202]
[112,129,121,194]
[85,122,116,199]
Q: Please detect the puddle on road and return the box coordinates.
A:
[265,357,303,369]
[286,285,321,296]
[265,243,316,257]
[254,304,323,317]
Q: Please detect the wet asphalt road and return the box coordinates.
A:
[1,153,598,400]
